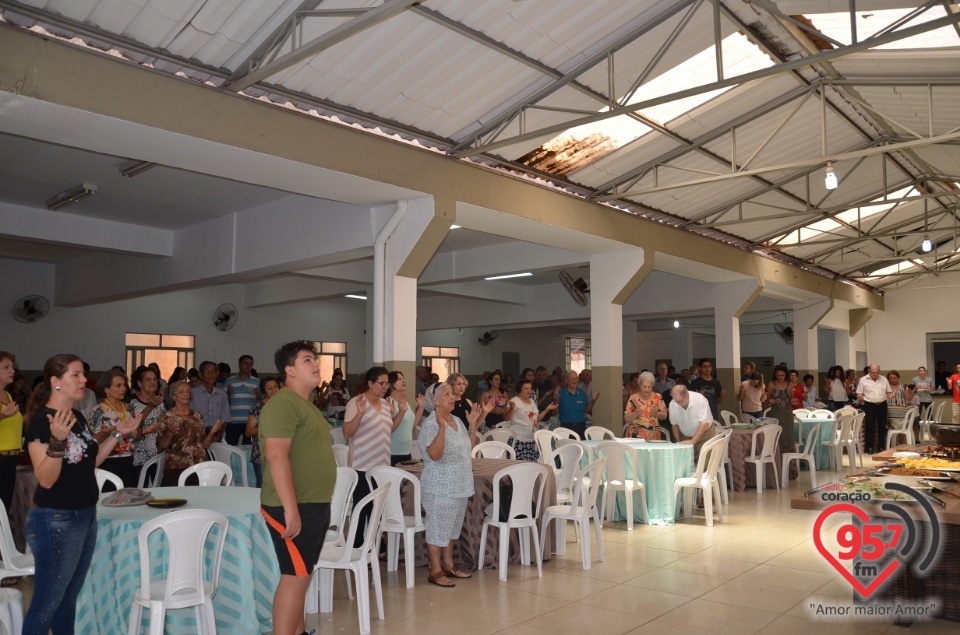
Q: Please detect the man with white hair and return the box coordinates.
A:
[556,369,598,438]
[668,385,717,461]
[857,364,894,453]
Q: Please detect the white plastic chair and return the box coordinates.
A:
[479,463,547,582]
[782,422,821,489]
[851,411,865,460]
[887,406,919,449]
[540,456,606,569]
[837,413,862,468]
[534,430,558,466]
[207,442,248,486]
[918,403,935,442]
[584,426,615,441]
[332,444,350,467]
[549,444,583,505]
[313,484,391,635]
[178,461,232,487]
[126,509,229,635]
[367,466,426,589]
[792,408,812,418]
[95,468,124,493]
[554,427,580,440]
[472,440,516,460]
[674,434,727,527]
[744,424,781,494]
[483,429,513,444]
[137,452,166,489]
[834,406,858,420]
[556,438,595,464]
[0,500,34,585]
[719,411,738,428]
[713,425,732,504]
[820,416,841,469]
[306,467,358,613]
[0,587,24,635]
[809,409,834,419]
[596,441,648,530]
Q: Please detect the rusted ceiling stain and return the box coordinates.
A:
[518,132,619,176]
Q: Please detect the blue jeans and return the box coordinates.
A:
[24,506,97,635]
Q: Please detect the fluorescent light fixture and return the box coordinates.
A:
[921,236,933,253]
[484,272,533,281]
[45,183,97,211]
[345,294,367,300]
[119,160,157,178]
[824,162,838,190]
[450,224,461,229]
[673,320,680,328]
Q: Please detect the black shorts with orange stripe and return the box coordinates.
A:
[261,502,331,577]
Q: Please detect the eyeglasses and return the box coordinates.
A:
[376,381,390,387]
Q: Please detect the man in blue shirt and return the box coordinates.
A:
[190,360,230,434]
[224,354,261,445]
[556,369,599,438]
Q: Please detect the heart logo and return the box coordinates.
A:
[813,503,900,598]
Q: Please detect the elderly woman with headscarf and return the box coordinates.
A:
[623,371,667,440]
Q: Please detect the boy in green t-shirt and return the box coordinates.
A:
[259,340,336,635]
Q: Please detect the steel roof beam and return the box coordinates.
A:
[223,0,419,92]
[453,11,960,158]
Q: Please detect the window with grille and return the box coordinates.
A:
[315,341,348,382]
[125,333,195,381]
[421,346,460,382]
[566,337,591,374]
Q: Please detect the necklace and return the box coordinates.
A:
[104,398,128,419]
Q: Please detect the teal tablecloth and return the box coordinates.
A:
[796,417,836,469]
[583,439,694,526]
[226,444,257,487]
[77,486,280,634]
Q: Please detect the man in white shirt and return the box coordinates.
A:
[668,385,717,460]
[856,364,894,453]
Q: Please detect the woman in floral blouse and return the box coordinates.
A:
[623,371,667,440]
[90,369,138,487]
[156,380,224,486]
[245,377,280,488]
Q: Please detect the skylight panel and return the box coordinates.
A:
[772,185,917,246]
[806,7,960,49]
[520,32,774,175]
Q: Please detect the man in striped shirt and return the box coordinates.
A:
[225,354,260,445]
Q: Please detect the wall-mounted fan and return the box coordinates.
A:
[213,303,238,331]
[478,331,499,346]
[12,295,50,323]
[774,323,794,345]
[559,271,589,307]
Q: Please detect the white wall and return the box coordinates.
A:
[417,326,570,375]
[1,274,368,373]
[866,286,960,369]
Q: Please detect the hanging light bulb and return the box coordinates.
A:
[921,235,933,253]
[824,162,838,190]
[673,320,680,328]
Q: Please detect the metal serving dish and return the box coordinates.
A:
[930,423,960,447]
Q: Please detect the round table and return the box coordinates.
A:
[75,486,279,635]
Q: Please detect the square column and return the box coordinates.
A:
[672,326,693,372]
[712,280,762,416]
[793,300,833,379]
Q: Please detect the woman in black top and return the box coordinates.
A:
[23,354,139,635]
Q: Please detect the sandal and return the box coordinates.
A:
[442,565,472,579]
[427,571,455,587]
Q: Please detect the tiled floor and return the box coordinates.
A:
[299,458,957,635]
[11,458,955,634]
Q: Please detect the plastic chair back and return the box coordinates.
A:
[0,499,33,580]
[834,406,858,419]
[484,429,513,444]
[554,427,580,440]
[809,409,833,419]
[596,441,635,485]
[534,430,557,464]
[837,414,856,442]
[472,441,515,459]
[95,468,123,493]
[556,438,594,463]
[367,466,422,536]
[207,442,248,486]
[327,467,358,544]
[575,457,606,513]
[550,444,583,498]
[800,422,822,459]
[792,409,811,418]
[336,483,391,564]
[719,411,738,428]
[332,444,350,467]
[178,460,232,487]
[584,426,615,441]
[750,425,781,460]
[491,463,547,524]
[136,509,229,609]
[137,452,166,489]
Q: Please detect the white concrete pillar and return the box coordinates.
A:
[588,249,650,432]
[711,280,763,413]
[793,299,833,376]
[622,318,639,374]
[834,330,853,369]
